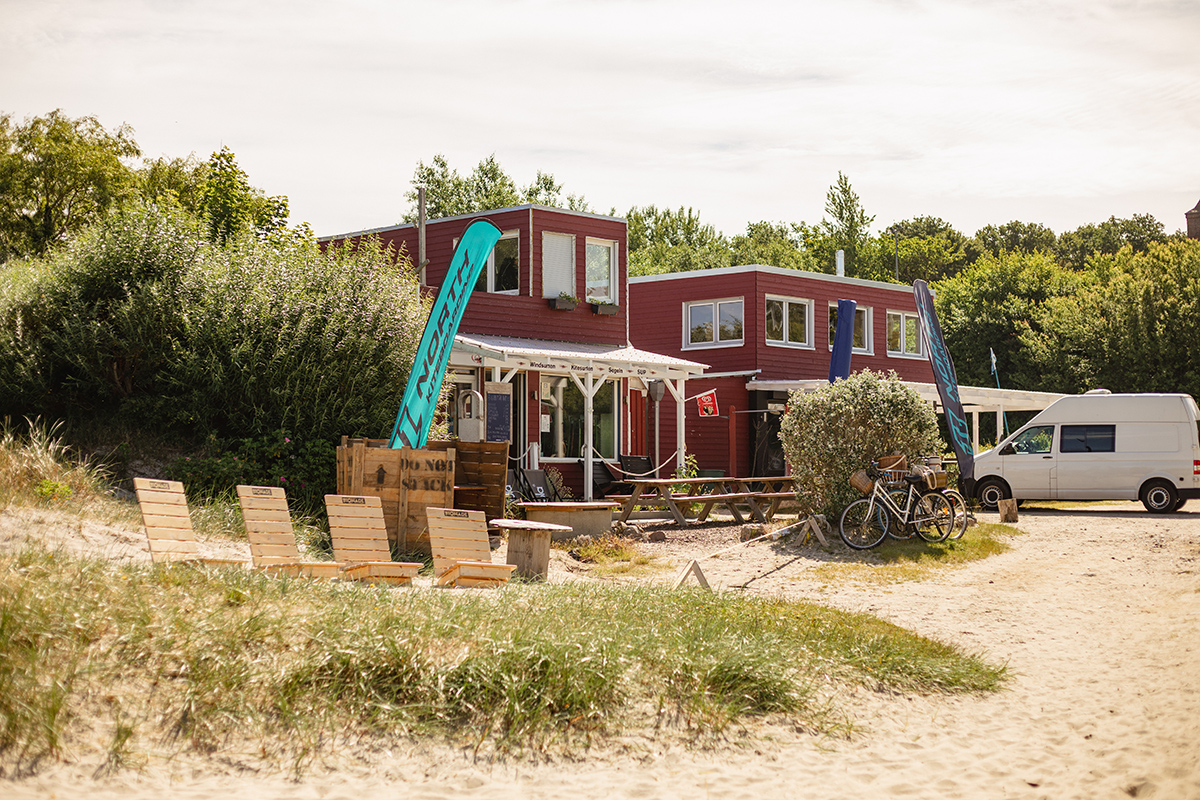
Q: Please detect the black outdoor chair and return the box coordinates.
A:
[618,454,656,480]
[518,468,562,502]
[580,459,633,498]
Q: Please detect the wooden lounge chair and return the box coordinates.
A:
[236,485,341,579]
[425,507,517,588]
[133,478,244,567]
[325,494,422,586]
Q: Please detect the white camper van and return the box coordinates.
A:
[972,392,1200,513]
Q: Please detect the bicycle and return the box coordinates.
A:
[839,463,954,550]
[940,486,970,539]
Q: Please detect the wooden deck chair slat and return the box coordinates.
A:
[425,507,515,588]
[133,477,243,568]
[325,494,422,586]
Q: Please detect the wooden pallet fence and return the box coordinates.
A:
[337,437,456,555]
[427,440,507,521]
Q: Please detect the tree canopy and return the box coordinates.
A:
[402,154,590,221]
[0,110,141,261]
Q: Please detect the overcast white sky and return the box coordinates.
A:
[3,0,1198,240]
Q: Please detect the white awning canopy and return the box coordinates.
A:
[747,379,1067,451]
[452,334,708,381]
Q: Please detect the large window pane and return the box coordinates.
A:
[718,300,743,342]
[765,299,784,341]
[539,378,616,459]
[585,240,614,301]
[887,313,902,352]
[787,301,807,344]
[904,315,920,354]
[689,304,714,344]
[494,236,519,292]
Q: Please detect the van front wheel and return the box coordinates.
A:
[976,477,1010,511]
[1140,480,1178,514]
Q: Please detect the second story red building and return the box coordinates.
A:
[630,265,936,477]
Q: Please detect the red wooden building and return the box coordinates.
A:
[629,265,937,477]
[321,205,706,498]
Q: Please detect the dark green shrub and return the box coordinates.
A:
[166,431,335,511]
[778,369,943,518]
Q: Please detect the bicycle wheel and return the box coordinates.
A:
[943,489,969,539]
[885,490,916,540]
[913,491,952,542]
[840,498,890,550]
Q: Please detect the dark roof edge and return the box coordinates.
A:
[318,204,626,242]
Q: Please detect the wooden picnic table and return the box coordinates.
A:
[614,476,798,526]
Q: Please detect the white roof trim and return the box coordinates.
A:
[747,379,1066,412]
[630,264,916,294]
[452,333,708,381]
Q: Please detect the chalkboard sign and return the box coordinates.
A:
[485,384,512,443]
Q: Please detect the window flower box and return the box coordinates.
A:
[548,295,578,311]
[591,302,618,316]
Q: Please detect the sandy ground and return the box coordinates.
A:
[3,501,1199,799]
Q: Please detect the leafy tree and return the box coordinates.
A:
[403,154,589,221]
[0,110,141,261]
[198,146,289,245]
[778,369,943,518]
[1055,214,1168,270]
[626,205,732,276]
[883,216,971,279]
[969,220,1056,261]
[932,251,1081,391]
[1021,239,1200,397]
[138,153,207,214]
[816,172,875,276]
[730,221,816,271]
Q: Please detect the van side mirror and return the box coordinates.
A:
[999,443,1015,456]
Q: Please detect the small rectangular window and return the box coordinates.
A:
[765,295,812,347]
[685,298,744,348]
[1060,425,1116,453]
[829,304,871,353]
[585,238,618,303]
[542,232,575,298]
[887,311,923,356]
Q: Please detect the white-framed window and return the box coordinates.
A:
[685,298,744,349]
[886,310,923,357]
[765,295,813,348]
[474,231,519,294]
[538,375,619,460]
[585,238,618,303]
[828,303,872,354]
[542,231,575,298]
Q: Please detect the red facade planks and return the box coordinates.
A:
[323,206,630,346]
[629,266,935,383]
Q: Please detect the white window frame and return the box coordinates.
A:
[683,297,745,350]
[764,294,814,349]
[886,310,924,358]
[542,231,576,299]
[584,238,619,304]
[827,303,873,355]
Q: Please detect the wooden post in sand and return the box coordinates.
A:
[998,498,1018,523]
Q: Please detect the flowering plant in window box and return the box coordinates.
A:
[591,301,618,316]
[548,293,579,311]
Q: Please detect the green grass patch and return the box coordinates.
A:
[557,533,659,578]
[811,523,1017,584]
[0,546,1005,775]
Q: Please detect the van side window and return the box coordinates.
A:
[1011,425,1054,454]
[1060,424,1116,453]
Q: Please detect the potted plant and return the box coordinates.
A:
[548,292,578,311]
[591,301,618,316]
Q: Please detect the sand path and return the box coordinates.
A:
[7,503,1200,799]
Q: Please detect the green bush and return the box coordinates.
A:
[166,431,335,511]
[778,369,943,518]
[0,203,429,492]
